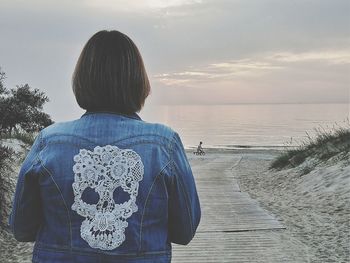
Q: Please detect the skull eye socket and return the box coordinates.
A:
[113,188,130,204]
[81,186,99,205]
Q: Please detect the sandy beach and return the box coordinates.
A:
[0,142,349,262]
[230,149,350,262]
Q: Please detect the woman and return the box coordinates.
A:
[9,30,201,263]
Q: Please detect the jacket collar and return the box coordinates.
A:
[81,110,142,121]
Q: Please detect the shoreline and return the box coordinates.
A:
[185,145,294,150]
[185,147,283,156]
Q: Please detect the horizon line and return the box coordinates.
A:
[150,102,349,106]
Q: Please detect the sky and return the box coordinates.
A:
[0,0,349,121]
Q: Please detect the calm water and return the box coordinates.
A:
[139,103,349,149]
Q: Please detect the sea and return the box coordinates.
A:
[139,103,349,150]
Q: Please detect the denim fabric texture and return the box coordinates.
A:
[9,111,201,263]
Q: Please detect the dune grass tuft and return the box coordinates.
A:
[270,119,350,170]
[0,131,36,145]
[0,145,13,169]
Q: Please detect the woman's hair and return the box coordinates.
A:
[72,30,150,114]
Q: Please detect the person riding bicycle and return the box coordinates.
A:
[196,141,204,154]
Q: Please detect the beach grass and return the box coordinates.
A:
[0,145,13,170]
[269,120,350,170]
[0,131,35,145]
[0,131,34,172]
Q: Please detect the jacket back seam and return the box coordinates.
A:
[169,132,195,239]
[43,140,170,151]
[174,162,194,237]
[38,158,73,250]
[11,158,37,237]
[11,129,44,238]
[139,160,171,253]
[43,132,173,145]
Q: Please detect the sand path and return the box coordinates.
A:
[172,150,308,262]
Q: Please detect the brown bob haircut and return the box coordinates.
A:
[72,30,150,114]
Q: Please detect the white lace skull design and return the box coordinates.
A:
[71,145,144,250]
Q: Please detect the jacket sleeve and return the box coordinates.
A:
[166,132,201,245]
[8,131,44,242]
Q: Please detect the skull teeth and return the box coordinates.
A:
[98,216,108,231]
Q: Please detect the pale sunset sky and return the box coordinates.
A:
[0,0,349,121]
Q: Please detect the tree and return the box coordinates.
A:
[0,67,53,134]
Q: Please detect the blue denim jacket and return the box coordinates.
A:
[9,111,201,263]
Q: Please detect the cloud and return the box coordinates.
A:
[267,50,350,65]
[153,49,350,87]
[84,0,203,13]
[154,58,285,85]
